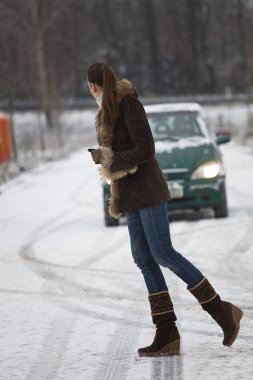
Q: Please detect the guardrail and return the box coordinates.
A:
[1,93,253,111]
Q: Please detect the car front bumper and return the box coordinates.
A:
[167,176,226,210]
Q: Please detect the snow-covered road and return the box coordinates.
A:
[0,142,252,380]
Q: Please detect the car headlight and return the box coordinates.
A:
[191,161,225,179]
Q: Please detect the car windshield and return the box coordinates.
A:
[147,111,205,141]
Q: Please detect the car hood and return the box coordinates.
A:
[155,136,218,173]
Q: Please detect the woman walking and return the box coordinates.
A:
[86,62,243,357]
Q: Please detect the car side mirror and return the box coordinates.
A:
[215,131,232,145]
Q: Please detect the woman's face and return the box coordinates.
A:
[87,81,101,99]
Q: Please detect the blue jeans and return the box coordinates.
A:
[126,202,204,294]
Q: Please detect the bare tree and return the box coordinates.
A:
[1,0,253,103]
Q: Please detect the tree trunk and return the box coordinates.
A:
[30,0,53,137]
[144,0,163,94]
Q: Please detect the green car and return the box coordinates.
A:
[103,103,231,226]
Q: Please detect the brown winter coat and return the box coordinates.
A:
[97,79,171,218]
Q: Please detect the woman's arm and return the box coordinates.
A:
[108,96,155,172]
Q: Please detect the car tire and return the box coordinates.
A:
[214,190,229,218]
[105,215,119,227]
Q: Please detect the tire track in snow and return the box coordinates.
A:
[19,211,124,274]
[151,356,183,380]
[19,207,136,380]
[94,312,143,380]
[26,312,76,380]
[20,217,142,309]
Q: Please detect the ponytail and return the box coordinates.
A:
[87,63,119,146]
[101,64,119,132]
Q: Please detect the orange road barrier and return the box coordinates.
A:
[0,113,12,163]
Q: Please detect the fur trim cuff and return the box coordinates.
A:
[99,165,137,182]
[128,167,138,174]
[100,147,113,168]
[99,147,138,181]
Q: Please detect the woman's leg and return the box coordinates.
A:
[127,209,180,356]
[139,202,204,288]
[139,202,243,346]
[126,209,168,294]
[188,277,243,346]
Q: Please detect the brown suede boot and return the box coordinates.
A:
[138,291,180,357]
[188,277,243,347]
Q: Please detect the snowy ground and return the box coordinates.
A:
[0,141,252,380]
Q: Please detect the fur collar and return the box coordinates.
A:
[96,79,138,219]
[116,79,138,103]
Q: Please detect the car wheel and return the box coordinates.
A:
[214,191,229,218]
[105,214,119,226]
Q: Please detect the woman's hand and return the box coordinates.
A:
[88,148,102,164]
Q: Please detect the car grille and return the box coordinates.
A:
[162,168,189,181]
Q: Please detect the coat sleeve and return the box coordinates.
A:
[109,96,155,172]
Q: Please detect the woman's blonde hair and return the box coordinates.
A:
[87,63,119,146]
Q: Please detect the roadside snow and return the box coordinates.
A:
[0,141,252,380]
